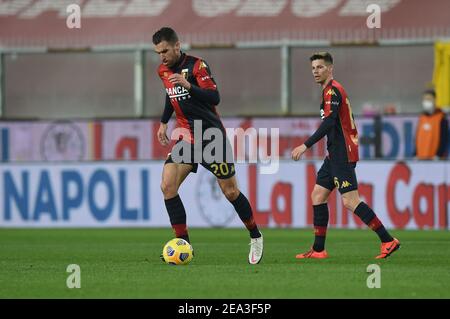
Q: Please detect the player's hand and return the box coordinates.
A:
[168,74,191,90]
[291,144,307,161]
[157,123,169,146]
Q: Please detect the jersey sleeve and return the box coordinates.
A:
[322,87,341,120]
[304,88,342,148]
[193,59,218,90]
[189,59,220,105]
[160,94,174,124]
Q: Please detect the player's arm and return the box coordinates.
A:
[167,60,220,105]
[305,89,341,147]
[161,94,174,124]
[189,84,220,105]
[292,89,341,160]
[157,95,173,146]
[189,59,220,105]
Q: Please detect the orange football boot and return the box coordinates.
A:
[296,248,328,259]
[375,238,400,259]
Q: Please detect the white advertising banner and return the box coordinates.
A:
[0,161,448,230]
[2,115,442,162]
[0,121,93,162]
[99,120,154,160]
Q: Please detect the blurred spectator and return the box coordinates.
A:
[361,102,380,116]
[383,103,398,115]
[415,89,448,160]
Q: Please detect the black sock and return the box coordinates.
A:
[313,203,329,252]
[231,193,261,238]
[164,195,190,243]
[354,202,393,243]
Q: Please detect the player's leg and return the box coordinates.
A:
[337,165,400,259]
[217,175,261,238]
[296,184,332,259]
[161,161,194,243]
[296,158,334,259]
[216,174,263,264]
[202,135,263,263]
[311,184,332,251]
[341,189,388,237]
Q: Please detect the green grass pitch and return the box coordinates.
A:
[1,228,449,299]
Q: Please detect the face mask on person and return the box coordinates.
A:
[422,100,435,114]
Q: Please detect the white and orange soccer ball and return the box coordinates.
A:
[161,238,194,265]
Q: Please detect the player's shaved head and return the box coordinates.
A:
[310,52,333,65]
[152,27,179,45]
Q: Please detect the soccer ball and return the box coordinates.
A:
[161,238,194,265]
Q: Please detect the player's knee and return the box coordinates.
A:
[342,196,358,212]
[311,190,327,205]
[222,186,240,201]
[160,180,177,198]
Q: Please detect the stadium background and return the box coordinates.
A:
[1,0,450,231]
[1,0,450,301]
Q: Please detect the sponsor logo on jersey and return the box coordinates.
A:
[326,89,337,96]
[326,100,339,106]
[166,86,191,101]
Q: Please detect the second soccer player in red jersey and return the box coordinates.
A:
[291,52,400,259]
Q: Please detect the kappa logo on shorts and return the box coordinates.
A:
[334,177,352,189]
[341,180,352,188]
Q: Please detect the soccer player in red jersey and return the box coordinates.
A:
[291,52,400,259]
[153,27,263,264]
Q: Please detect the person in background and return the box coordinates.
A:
[415,89,449,160]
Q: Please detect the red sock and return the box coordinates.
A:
[172,224,190,243]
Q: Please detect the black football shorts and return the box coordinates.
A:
[316,157,358,194]
[164,139,235,180]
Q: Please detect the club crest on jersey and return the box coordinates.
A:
[181,68,189,79]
